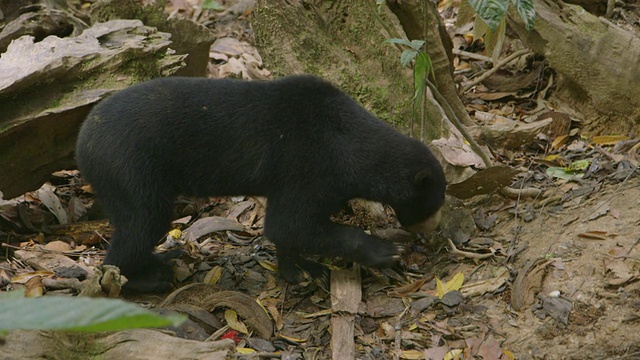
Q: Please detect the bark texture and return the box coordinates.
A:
[252,0,414,127]
[508,0,640,133]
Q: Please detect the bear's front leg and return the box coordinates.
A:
[263,196,403,284]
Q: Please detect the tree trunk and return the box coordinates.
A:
[252,0,415,128]
[508,0,640,133]
[386,0,475,133]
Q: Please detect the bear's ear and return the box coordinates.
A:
[413,169,431,189]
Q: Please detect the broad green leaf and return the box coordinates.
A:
[386,38,414,47]
[401,49,418,67]
[546,166,584,181]
[484,18,506,61]
[0,292,185,332]
[512,0,536,31]
[413,52,431,102]
[467,0,509,31]
[409,40,426,51]
[566,160,589,171]
[386,39,424,51]
[456,0,477,27]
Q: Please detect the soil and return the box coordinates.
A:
[469,177,640,359]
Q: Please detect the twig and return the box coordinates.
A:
[426,80,493,168]
[500,186,542,199]
[447,238,494,260]
[625,237,640,259]
[452,48,493,62]
[461,49,533,93]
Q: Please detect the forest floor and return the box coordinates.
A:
[2,1,640,359]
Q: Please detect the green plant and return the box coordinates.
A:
[385,38,434,107]
[0,290,185,333]
[385,37,435,140]
[459,0,535,59]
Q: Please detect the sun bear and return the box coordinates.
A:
[76,75,446,292]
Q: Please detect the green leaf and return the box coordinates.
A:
[467,0,509,31]
[386,38,414,47]
[202,0,225,11]
[456,0,477,27]
[0,293,186,332]
[512,0,536,31]
[546,167,584,181]
[400,49,418,67]
[409,40,426,51]
[566,160,589,171]
[413,52,431,102]
[484,18,506,61]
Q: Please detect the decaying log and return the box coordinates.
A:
[0,0,215,199]
[508,0,640,133]
[0,329,235,360]
[0,19,182,199]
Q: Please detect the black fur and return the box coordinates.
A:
[76,75,446,292]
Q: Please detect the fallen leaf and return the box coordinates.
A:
[203,266,222,284]
[478,335,506,359]
[605,259,635,286]
[436,272,464,299]
[444,349,464,360]
[447,166,520,199]
[257,259,278,272]
[400,350,425,359]
[236,348,256,354]
[542,296,572,325]
[35,184,67,225]
[391,278,428,296]
[566,159,589,171]
[551,134,569,149]
[24,276,45,297]
[225,309,249,334]
[577,231,608,240]
[503,349,515,360]
[424,345,449,360]
[588,202,611,221]
[460,267,509,297]
[278,333,307,343]
[182,216,245,240]
[547,166,583,181]
[44,240,72,252]
[266,304,284,330]
[593,135,628,145]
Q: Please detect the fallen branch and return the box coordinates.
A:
[447,238,494,260]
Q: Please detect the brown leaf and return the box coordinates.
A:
[577,231,608,240]
[447,166,520,199]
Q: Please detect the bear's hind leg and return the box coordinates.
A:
[100,190,177,292]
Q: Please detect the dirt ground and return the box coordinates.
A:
[491,177,640,359]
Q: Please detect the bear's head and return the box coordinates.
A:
[395,167,446,234]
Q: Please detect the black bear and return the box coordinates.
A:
[76,75,446,292]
